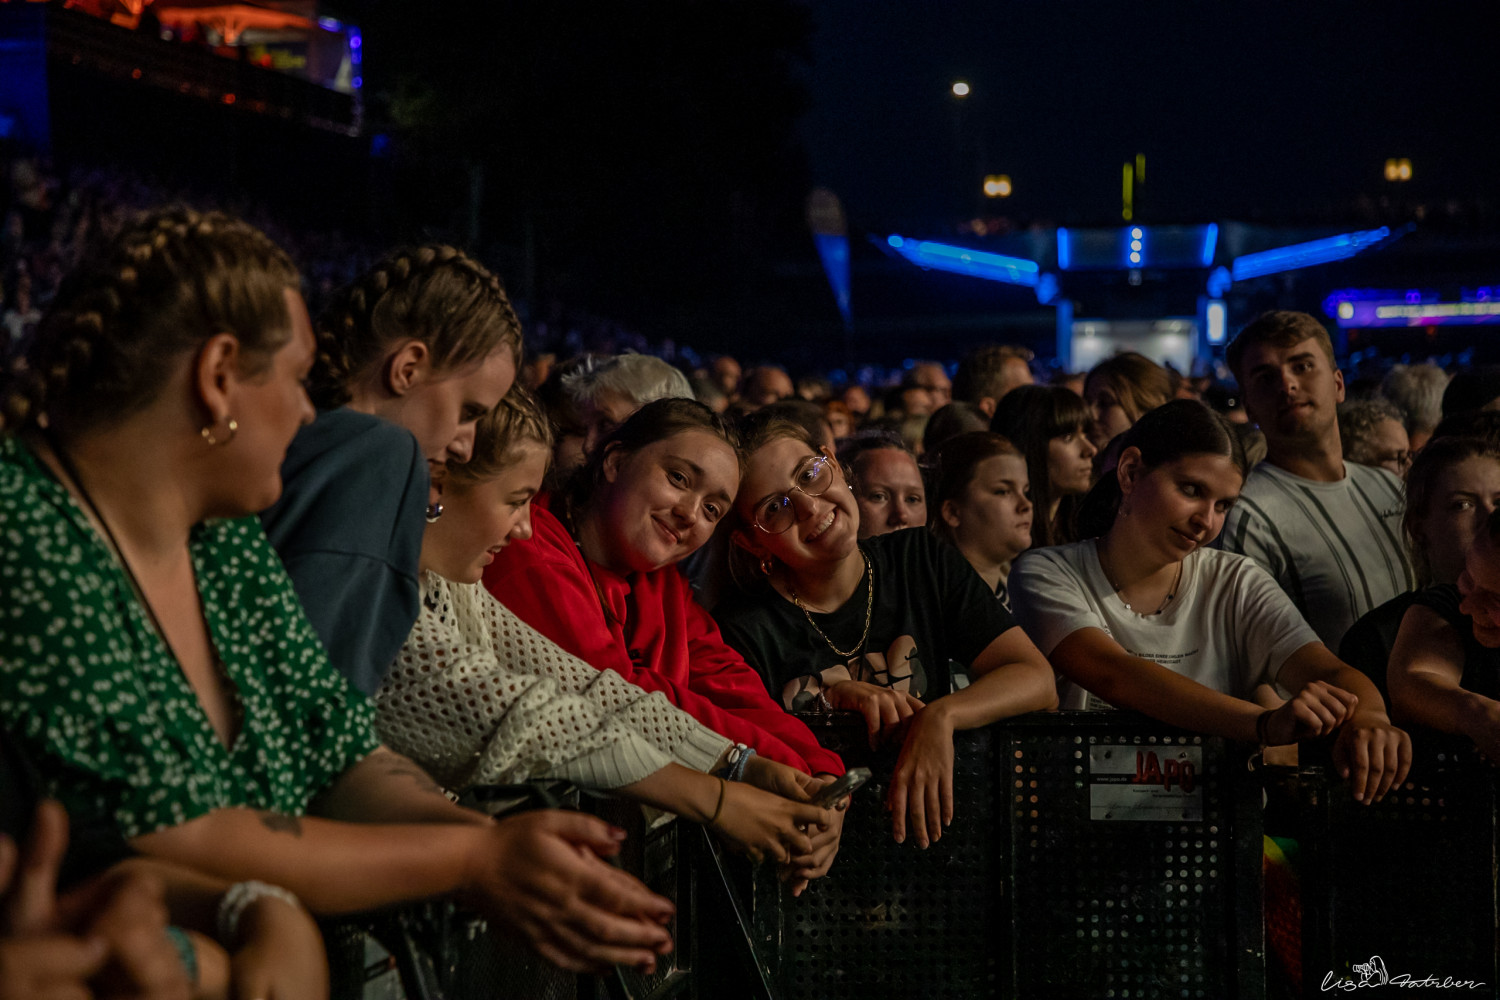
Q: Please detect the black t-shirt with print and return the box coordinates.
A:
[714,528,1018,711]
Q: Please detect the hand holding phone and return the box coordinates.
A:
[810,767,871,808]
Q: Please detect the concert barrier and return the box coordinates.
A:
[317,715,1499,1000]
[750,712,1265,1000]
[1269,734,1499,997]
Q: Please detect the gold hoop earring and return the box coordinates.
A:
[201,418,238,447]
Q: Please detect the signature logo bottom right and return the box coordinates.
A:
[1322,955,1488,991]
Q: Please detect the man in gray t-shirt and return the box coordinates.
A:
[1219,311,1414,650]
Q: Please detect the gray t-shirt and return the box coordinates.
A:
[1010,541,1320,710]
[1218,461,1412,651]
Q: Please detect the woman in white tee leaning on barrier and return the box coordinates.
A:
[1009,399,1412,804]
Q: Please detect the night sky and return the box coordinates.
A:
[799,2,1498,231]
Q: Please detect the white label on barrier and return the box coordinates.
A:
[1087,746,1203,822]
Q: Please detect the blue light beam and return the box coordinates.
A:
[1230,227,1392,282]
[1200,223,1219,268]
[884,235,1039,287]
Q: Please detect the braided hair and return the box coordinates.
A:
[447,385,555,488]
[1,207,298,436]
[308,245,521,409]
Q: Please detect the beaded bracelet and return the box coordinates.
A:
[217,880,302,946]
[726,745,757,783]
[717,742,752,780]
[164,926,197,986]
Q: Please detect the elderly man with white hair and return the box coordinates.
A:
[553,353,694,477]
[1382,362,1450,453]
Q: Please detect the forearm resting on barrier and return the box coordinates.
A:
[132,808,678,974]
[1390,605,1500,755]
[308,747,485,826]
[618,763,832,864]
[948,626,1059,727]
[1052,629,1270,740]
[884,629,1055,848]
[1279,642,1412,802]
[131,809,493,914]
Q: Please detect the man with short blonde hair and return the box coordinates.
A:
[1220,311,1413,649]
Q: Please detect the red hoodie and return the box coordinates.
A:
[482,502,843,776]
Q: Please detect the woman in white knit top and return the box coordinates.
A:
[378,388,839,870]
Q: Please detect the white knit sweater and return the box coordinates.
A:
[375,573,732,790]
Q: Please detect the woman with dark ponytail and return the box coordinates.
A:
[0,210,681,977]
[262,245,521,694]
[1010,399,1412,804]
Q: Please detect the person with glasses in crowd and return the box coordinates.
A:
[714,417,1056,848]
[1337,398,1412,479]
[482,398,847,894]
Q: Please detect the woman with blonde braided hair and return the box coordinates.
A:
[262,244,520,695]
[1,209,682,981]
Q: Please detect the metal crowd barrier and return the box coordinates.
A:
[1270,733,1499,997]
[750,712,1265,1000]
[317,715,1500,1000]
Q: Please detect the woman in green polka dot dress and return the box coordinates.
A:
[0,208,677,976]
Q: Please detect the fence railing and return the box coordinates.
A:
[320,713,1500,1000]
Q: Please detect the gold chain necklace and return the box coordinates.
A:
[788,551,874,658]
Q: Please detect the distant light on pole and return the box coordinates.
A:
[951,81,971,98]
[983,174,1013,198]
[1384,157,1413,182]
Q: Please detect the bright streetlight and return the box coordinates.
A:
[1384,157,1413,182]
[983,174,1012,198]
[951,81,970,98]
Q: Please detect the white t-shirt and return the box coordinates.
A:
[1010,540,1321,710]
[1218,461,1412,651]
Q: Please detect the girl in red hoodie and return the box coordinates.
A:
[485,398,845,890]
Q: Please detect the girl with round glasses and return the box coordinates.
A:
[715,419,1057,848]
[483,398,847,892]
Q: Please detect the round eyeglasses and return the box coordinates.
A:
[753,454,836,534]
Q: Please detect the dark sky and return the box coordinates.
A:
[799,2,1498,231]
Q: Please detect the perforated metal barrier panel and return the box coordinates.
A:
[755,721,1002,999]
[1003,716,1264,1000]
[1293,736,1499,997]
[751,712,1264,1000]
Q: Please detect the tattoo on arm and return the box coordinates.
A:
[257,811,304,837]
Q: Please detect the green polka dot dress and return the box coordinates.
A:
[0,436,380,838]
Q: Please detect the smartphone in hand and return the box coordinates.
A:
[811,767,872,808]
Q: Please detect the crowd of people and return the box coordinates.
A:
[3,188,1500,998]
